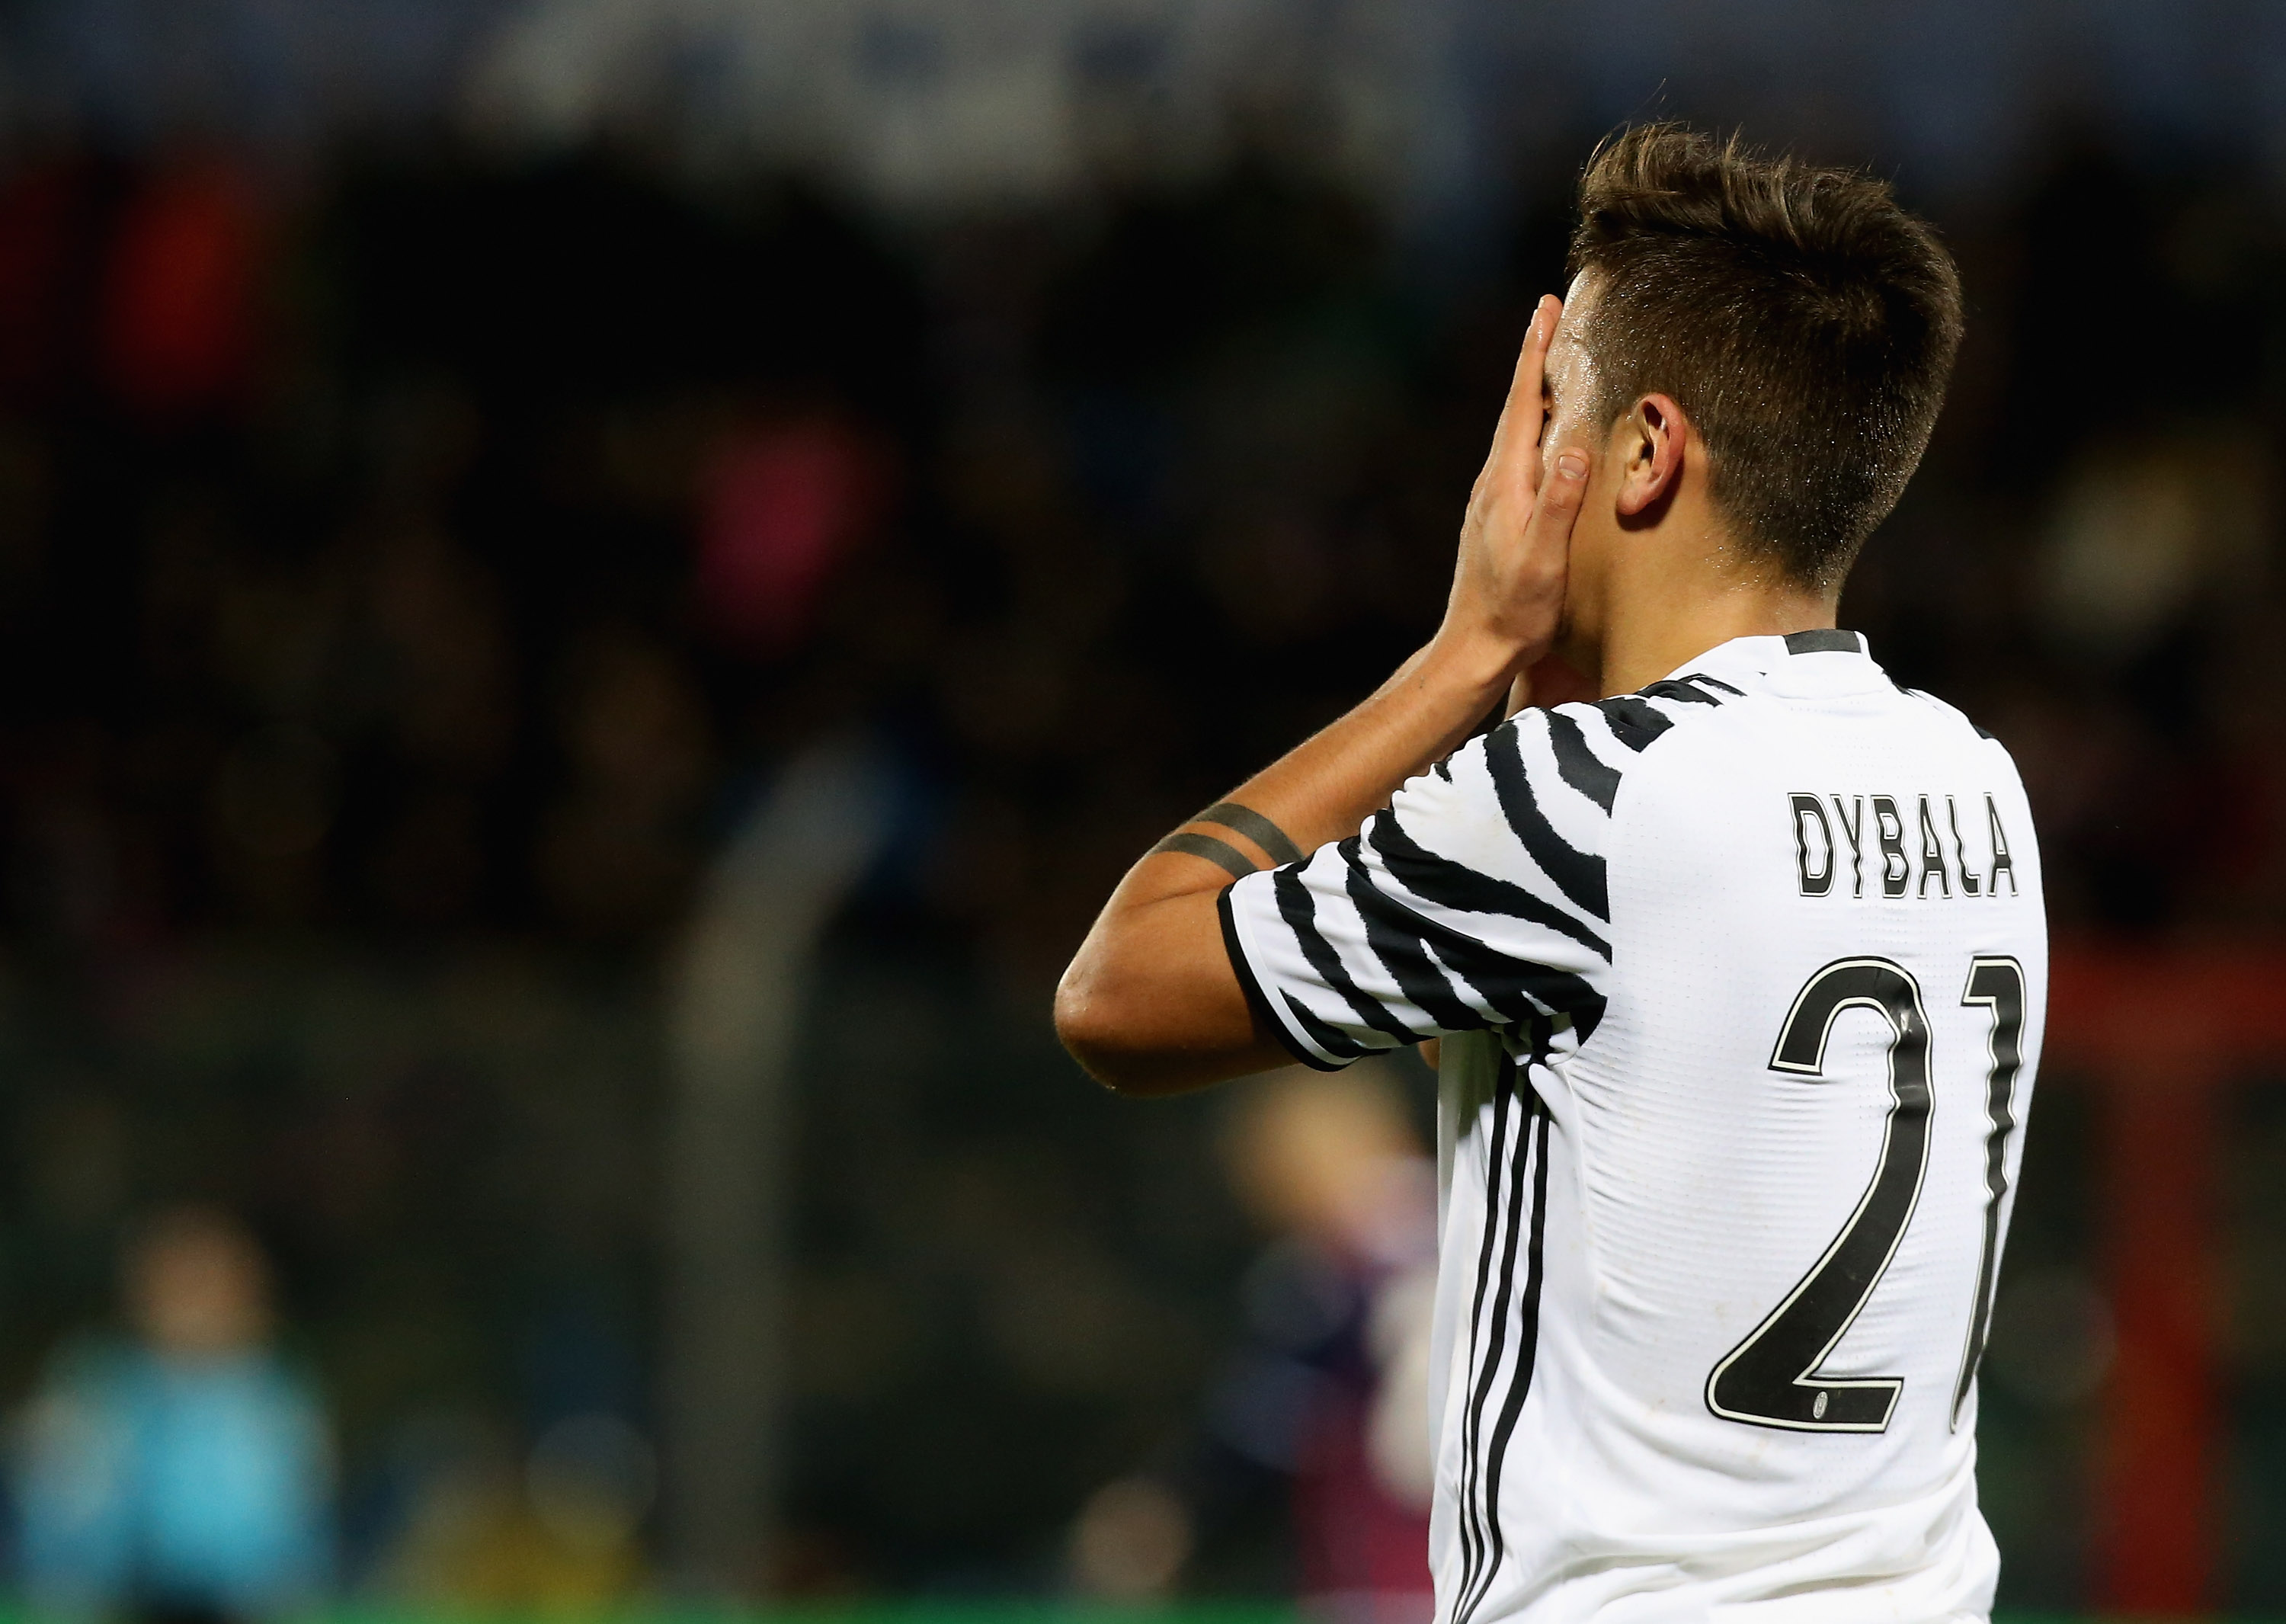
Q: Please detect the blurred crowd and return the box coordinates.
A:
[0,110,2279,1616]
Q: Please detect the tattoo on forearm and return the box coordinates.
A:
[1149,830,1260,882]
[1193,802,1303,865]
[1148,801,1304,881]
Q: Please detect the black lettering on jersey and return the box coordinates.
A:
[1948,796,1981,896]
[1791,794,1834,896]
[1986,796,2019,896]
[1917,797,1951,898]
[1831,796,1866,899]
[1871,796,1910,898]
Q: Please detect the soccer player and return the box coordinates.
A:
[1055,125,2043,1622]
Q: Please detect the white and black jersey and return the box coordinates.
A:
[1220,632,2045,1624]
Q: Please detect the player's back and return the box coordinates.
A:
[1429,631,2044,1623]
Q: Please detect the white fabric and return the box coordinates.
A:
[1223,634,2045,1624]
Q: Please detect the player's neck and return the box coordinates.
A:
[1574,518,1840,698]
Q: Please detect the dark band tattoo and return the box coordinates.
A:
[1195,802,1303,866]
[1151,831,1260,882]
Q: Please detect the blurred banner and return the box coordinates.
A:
[2,0,2286,210]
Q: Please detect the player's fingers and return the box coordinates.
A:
[1520,445,1590,562]
[1485,296,1561,479]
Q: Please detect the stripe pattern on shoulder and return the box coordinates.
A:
[1221,681,1734,1069]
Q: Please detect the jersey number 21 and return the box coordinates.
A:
[1705,956,2027,1434]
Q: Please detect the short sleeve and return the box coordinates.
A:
[1220,701,1633,1069]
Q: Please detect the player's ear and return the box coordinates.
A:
[1614,392,1687,518]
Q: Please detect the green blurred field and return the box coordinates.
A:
[315,1610,2236,1624]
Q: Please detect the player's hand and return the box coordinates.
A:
[1432,295,1586,691]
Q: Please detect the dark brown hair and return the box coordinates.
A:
[1567,125,1963,588]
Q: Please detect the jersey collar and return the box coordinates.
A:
[1657,630,1888,698]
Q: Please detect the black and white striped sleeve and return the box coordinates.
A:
[1218,700,1633,1069]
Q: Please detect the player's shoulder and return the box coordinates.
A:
[1892,682,2011,751]
[1860,679,2030,793]
[1423,641,2013,818]
[1576,649,2007,755]
[1394,677,1753,864]
[1522,668,1751,777]
[1422,671,1744,811]
[1545,648,2020,810]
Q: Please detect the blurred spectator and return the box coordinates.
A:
[693,415,888,658]
[378,1410,652,1610]
[100,158,264,423]
[14,1209,330,1624]
[1074,1064,1437,1620]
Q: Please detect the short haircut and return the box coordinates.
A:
[1567,125,1963,588]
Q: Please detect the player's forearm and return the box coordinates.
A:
[1203,635,1516,858]
[1056,635,1519,1094]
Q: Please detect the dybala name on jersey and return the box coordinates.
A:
[1788,790,2020,901]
